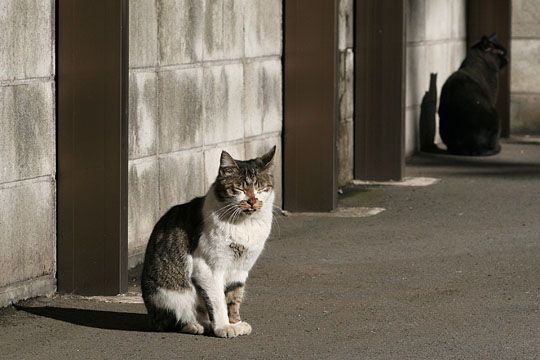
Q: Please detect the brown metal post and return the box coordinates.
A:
[57,0,128,295]
[354,0,406,181]
[283,0,339,212]
[467,0,512,138]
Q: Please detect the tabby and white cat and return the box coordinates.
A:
[141,146,276,338]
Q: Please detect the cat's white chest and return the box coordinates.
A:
[197,215,271,271]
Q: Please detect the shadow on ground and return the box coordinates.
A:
[15,305,151,332]
[411,144,540,178]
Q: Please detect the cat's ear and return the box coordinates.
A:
[259,146,276,171]
[219,151,239,176]
[480,35,491,50]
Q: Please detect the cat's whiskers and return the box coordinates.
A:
[232,207,244,224]
[209,203,237,222]
[269,205,283,236]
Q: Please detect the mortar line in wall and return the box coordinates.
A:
[50,0,56,79]
[0,76,55,87]
[0,174,55,190]
[156,86,162,214]
[512,36,540,40]
[128,154,159,164]
[155,0,163,213]
[208,132,282,149]
[152,132,283,160]
[201,55,208,192]
[129,55,281,73]
[241,53,248,159]
[511,91,540,96]
[240,0,247,160]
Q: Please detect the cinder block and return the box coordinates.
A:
[223,0,245,59]
[0,82,55,184]
[511,40,540,93]
[203,0,244,60]
[261,59,282,134]
[244,0,281,57]
[406,45,428,108]
[159,150,205,212]
[425,0,451,41]
[129,71,157,159]
[338,0,354,50]
[129,0,159,68]
[243,62,264,137]
[512,0,540,38]
[203,0,223,61]
[511,94,540,133]
[406,0,425,43]
[244,60,282,137]
[245,136,282,207]
[450,0,466,39]
[0,0,53,80]
[128,158,159,251]
[449,41,466,72]
[158,0,203,65]
[204,143,245,190]
[0,177,55,288]
[338,49,354,121]
[203,63,244,145]
[337,119,353,187]
[158,67,203,153]
[425,43,451,93]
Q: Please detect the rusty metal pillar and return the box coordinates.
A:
[57,0,128,295]
[467,0,512,138]
[354,0,406,181]
[283,0,339,212]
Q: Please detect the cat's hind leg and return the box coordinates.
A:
[150,287,204,335]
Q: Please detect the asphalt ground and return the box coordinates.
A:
[1,140,539,359]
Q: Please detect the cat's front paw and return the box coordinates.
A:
[233,321,252,335]
[214,322,252,338]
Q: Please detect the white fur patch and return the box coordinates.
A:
[151,287,197,324]
[188,184,275,330]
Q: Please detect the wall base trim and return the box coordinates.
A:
[0,275,56,308]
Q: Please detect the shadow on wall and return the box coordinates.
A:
[15,305,151,332]
[419,73,438,152]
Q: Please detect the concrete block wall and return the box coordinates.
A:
[511,0,540,134]
[0,0,56,307]
[405,0,467,156]
[337,0,354,187]
[128,0,282,266]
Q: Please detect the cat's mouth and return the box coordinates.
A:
[243,208,256,215]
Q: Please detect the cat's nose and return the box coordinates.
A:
[247,198,257,207]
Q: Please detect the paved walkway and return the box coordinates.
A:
[1,140,539,359]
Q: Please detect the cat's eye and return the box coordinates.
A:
[233,188,244,194]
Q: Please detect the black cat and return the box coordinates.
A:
[438,34,508,156]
